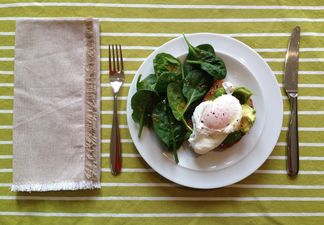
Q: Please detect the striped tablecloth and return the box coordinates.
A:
[1,1,324,224]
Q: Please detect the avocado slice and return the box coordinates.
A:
[232,87,253,104]
[240,104,256,134]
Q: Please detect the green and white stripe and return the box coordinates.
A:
[1,0,324,224]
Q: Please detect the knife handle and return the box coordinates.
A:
[287,92,299,177]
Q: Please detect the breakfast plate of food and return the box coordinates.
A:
[126,33,283,189]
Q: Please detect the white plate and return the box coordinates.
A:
[126,33,283,189]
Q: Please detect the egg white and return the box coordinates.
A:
[188,95,242,155]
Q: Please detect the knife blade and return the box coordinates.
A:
[283,26,300,177]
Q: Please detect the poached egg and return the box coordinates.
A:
[188,83,242,154]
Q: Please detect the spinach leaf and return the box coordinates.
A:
[167,82,186,121]
[186,55,226,80]
[137,74,157,92]
[183,35,216,59]
[131,90,160,137]
[183,34,201,60]
[199,50,226,80]
[183,34,227,80]
[167,82,192,131]
[182,69,211,110]
[153,53,182,77]
[197,44,215,54]
[155,71,182,93]
[183,100,200,122]
[182,60,195,78]
[200,62,225,80]
[152,99,187,163]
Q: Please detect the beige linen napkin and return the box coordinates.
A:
[11,18,101,192]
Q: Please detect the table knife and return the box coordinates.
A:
[283,26,300,177]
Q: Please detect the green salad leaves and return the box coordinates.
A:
[131,35,227,163]
[183,35,227,80]
[152,100,187,163]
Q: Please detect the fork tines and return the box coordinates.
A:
[108,44,124,73]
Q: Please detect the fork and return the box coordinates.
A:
[108,44,124,175]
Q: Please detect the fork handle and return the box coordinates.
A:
[110,93,122,175]
[287,92,299,177]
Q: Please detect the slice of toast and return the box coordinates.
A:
[203,80,224,101]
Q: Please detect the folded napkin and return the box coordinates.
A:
[11,18,101,192]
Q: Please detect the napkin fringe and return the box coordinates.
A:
[84,18,99,182]
[11,181,101,192]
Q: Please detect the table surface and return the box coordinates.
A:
[1,0,324,224]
